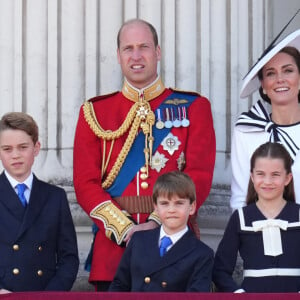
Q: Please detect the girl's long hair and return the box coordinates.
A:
[246,142,295,205]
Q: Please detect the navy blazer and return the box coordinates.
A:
[109,227,214,292]
[0,172,79,291]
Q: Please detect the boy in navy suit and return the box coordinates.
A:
[109,171,214,292]
[0,112,79,293]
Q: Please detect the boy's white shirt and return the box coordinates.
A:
[4,170,33,204]
[159,226,188,251]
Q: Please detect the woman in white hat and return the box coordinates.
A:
[230,29,300,211]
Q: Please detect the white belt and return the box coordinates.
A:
[244,268,300,277]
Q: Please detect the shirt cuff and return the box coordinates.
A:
[234,289,245,293]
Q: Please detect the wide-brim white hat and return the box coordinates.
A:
[240,28,300,98]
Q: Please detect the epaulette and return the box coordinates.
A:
[169,87,201,97]
[86,91,119,103]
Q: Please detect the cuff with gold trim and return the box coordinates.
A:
[147,211,161,225]
[90,201,134,245]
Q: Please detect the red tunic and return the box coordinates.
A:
[73,87,216,282]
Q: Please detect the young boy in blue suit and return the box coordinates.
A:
[0,112,79,293]
[109,171,214,292]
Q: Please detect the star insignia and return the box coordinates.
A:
[151,152,169,172]
[162,133,181,155]
[137,106,149,119]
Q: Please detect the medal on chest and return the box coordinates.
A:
[162,132,181,155]
[151,152,169,172]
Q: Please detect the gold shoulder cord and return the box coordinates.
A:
[83,98,155,190]
[83,100,138,140]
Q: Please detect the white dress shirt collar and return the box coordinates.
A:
[159,226,188,246]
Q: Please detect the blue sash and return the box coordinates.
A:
[106,91,198,197]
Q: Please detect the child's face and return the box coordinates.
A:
[0,129,40,182]
[154,195,196,235]
[250,157,292,202]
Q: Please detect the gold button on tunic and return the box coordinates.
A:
[141,182,149,189]
[140,166,147,173]
[140,173,148,180]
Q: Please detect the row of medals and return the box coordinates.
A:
[155,106,190,129]
[139,106,189,188]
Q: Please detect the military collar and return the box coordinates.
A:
[122,77,165,102]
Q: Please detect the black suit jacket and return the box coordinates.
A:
[109,227,214,292]
[0,172,79,291]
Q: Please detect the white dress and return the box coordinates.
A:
[230,100,300,211]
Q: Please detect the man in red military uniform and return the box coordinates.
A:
[73,18,216,291]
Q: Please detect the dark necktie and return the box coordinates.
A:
[16,183,27,207]
[160,236,172,257]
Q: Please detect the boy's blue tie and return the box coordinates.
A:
[16,183,27,207]
[159,236,172,257]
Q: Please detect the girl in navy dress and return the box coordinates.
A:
[213,142,300,292]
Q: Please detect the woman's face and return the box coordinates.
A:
[261,52,300,105]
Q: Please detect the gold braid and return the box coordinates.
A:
[83,101,139,140]
[83,100,155,189]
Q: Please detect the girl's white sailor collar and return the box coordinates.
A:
[122,76,165,102]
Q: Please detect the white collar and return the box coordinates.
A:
[159,226,188,245]
[5,170,34,190]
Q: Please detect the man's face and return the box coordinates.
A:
[117,21,161,89]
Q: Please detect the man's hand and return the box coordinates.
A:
[124,220,159,246]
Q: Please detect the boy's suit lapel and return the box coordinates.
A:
[142,228,161,264]
[17,175,48,237]
[143,228,198,275]
[0,173,48,239]
[0,172,26,220]
[158,230,198,270]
